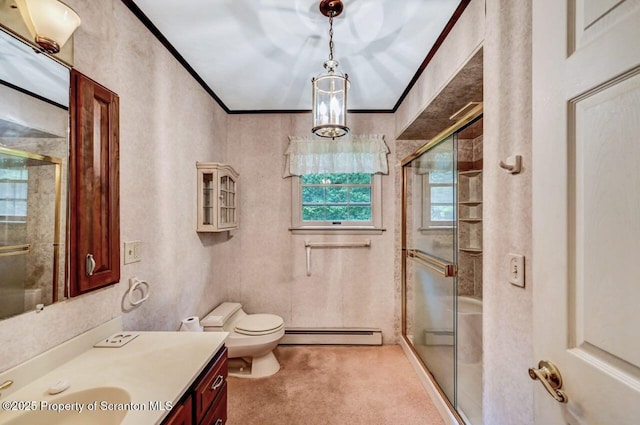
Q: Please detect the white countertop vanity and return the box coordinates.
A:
[0,319,228,425]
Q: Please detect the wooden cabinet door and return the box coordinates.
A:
[162,396,193,425]
[69,69,120,296]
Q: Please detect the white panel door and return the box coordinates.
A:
[532,1,640,424]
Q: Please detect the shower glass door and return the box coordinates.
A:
[403,134,458,406]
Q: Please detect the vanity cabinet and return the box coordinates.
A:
[163,396,193,425]
[196,163,239,232]
[162,346,228,425]
[69,70,120,296]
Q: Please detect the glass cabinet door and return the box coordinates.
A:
[202,172,214,225]
[196,162,239,232]
[218,171,237,229]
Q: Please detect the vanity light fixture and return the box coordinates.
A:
[15,0,81,54]
[311,0,349,139]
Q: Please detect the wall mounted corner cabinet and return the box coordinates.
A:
[196,162,239,232]
[69,70,120,297]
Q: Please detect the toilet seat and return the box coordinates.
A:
[234,314,284,336]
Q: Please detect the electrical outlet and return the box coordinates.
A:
[124,241,141,264]
[507,253,525,288]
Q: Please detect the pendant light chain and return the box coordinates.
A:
[312,0,349,138]
[328,14,334,61]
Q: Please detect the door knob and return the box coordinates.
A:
[528,360,568,403]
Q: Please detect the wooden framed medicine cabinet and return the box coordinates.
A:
[69,70,121,296]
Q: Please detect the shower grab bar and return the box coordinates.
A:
[407,249,457,277]
[305,240,371,276]
[0,244,31,257]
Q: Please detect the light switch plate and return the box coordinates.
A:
[507,253,525,288]
[124,241,141,264]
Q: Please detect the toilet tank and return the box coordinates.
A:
[201,302,243,330]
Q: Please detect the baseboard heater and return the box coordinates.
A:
[281,327,382,345]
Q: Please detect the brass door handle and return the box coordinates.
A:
[528,360,568,403]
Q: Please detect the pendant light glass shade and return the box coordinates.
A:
[15,0,81,54]
[312,59,349,138]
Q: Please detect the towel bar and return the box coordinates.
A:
[304,240,371,276]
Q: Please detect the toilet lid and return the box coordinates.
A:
[235,314,284,336]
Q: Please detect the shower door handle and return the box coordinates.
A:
[86,253,96,277]
[528,360,568,403]
[407,249,457,277]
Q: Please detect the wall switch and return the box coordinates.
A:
[507,253,525,287]
[124,241,141,264]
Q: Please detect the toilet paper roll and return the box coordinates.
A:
[179,316,203,332]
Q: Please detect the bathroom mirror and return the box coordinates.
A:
[0,26,70,320]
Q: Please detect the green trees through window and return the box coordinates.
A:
[301,173,372,222]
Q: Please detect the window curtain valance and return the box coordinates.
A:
[284,134,389,177]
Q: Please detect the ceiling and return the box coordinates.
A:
[127,0,465,112]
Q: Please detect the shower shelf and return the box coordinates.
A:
[458,169,483,253]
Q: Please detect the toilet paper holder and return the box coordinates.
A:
[127,277,150,306]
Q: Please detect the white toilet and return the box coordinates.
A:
[201,302,284,378]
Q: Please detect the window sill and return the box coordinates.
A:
[289,226,386,235]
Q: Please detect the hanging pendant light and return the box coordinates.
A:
[312,0,349,139]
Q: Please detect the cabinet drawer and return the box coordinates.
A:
[200,385,227,425]
[194,347,228,423]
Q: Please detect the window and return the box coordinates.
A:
[0,166,28,223]
[422,171,454,228]
[291,172,383,233]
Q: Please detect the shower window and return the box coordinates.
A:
[423,171,455,228]
[0,166,28,223]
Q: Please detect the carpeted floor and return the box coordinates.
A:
[227,345,445,425]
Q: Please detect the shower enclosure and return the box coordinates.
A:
[402,105,483,425]
[0,148,63,319]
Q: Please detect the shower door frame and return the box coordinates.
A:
[401,103,483,425]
